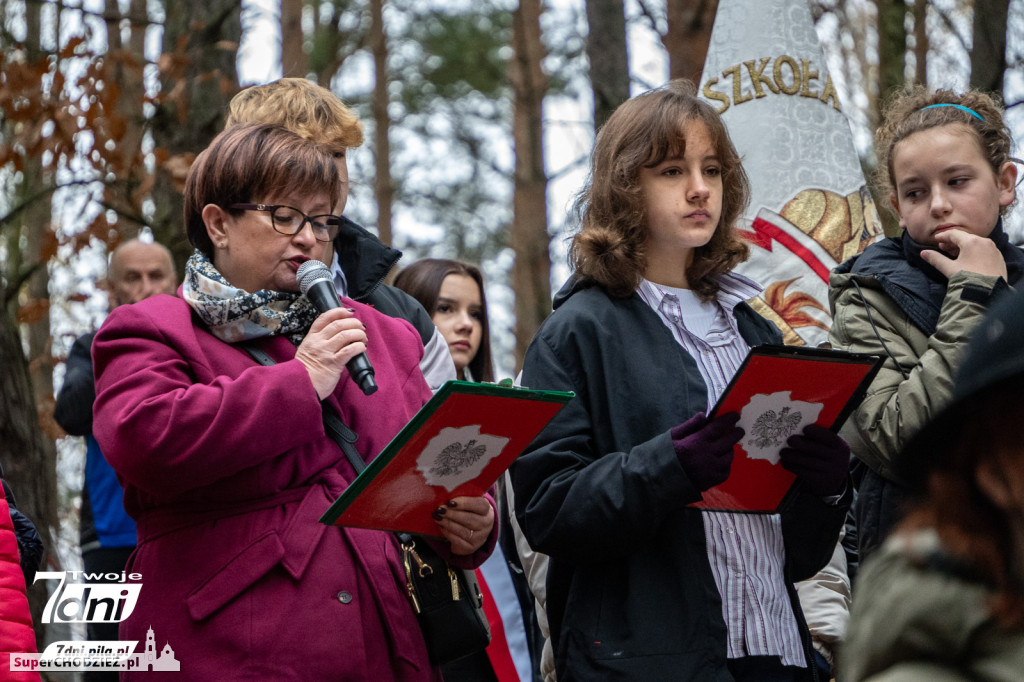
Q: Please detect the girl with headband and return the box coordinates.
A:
[828,86,1024,564]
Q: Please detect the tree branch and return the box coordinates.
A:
[24,0,160,30]
[931,4,970,53]
[94,200,153,230]
[0,179,101,231]
[632,0,664,36]
[3,262,43,308]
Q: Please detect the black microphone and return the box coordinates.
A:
[296,260,378,396]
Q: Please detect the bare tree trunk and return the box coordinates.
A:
[509,0,550,373]
[0,302,57,650]
[873,0,907,106]
[150,0,242,272]
[107,0,152,242]
[310,0,366,89]
[970,0,1009,93]
[585,0,629,130]
[664,0,717,85]
[369,0,393,246]
[8,0,61,650]
[280,0,309,78]
[912,0,928,85]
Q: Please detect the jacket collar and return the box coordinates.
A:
[553,272,777,347]
[553,271,762,313]
[840,218,1024,336]
[331,216,402,301]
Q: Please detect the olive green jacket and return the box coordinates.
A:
[842,530,1024,681]
[828,264,1003,484]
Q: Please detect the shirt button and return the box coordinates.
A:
[735,571,743,578]
[337,591,353,604]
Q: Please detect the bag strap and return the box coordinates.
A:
[322,408,365,475]
[237,342,420,549]
[239,341,365,475]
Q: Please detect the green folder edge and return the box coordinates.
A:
[319,379,574,526]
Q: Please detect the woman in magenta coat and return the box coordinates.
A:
[92,123,496,680]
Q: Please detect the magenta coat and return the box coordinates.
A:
[93,294,495,680]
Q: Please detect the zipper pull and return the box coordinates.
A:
[449,569,460,600]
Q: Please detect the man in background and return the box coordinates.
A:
[54,238,176,681]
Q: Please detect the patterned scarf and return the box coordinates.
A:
[182,250,318,345]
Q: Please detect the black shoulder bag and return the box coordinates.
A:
[241,343,491,665]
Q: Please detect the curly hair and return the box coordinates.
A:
[874,85,1017,217]
[569,79,750,301]
[226,78,364,153]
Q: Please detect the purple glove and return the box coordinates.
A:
[671,412,743,492]
[779,423,850,497]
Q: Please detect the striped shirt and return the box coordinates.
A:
[637,275,805,667]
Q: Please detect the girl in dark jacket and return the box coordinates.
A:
[510,80,851,682]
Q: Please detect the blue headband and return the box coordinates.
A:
[920,103,985,122]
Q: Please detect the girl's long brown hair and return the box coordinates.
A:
[392,259,494,382]
[569,79,750,300]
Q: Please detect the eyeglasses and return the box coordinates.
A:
[229,204,342,242]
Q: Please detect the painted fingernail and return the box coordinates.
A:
[432,507,446,520]
[345,307,355,312]
[446,500,458,508]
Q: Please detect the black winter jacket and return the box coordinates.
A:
[334,216,435,346]
[510,277,850,681]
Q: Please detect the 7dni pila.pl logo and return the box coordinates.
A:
[34,570,142,624]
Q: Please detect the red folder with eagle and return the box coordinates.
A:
[320,380,573,536]
[694,345,882,513]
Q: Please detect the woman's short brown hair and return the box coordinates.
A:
[569,79,750,300]
[184,123,343,257]
[874,85,1016,217]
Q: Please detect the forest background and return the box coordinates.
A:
[1,0,1022,661]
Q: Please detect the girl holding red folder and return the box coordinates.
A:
[509,80,851,681]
